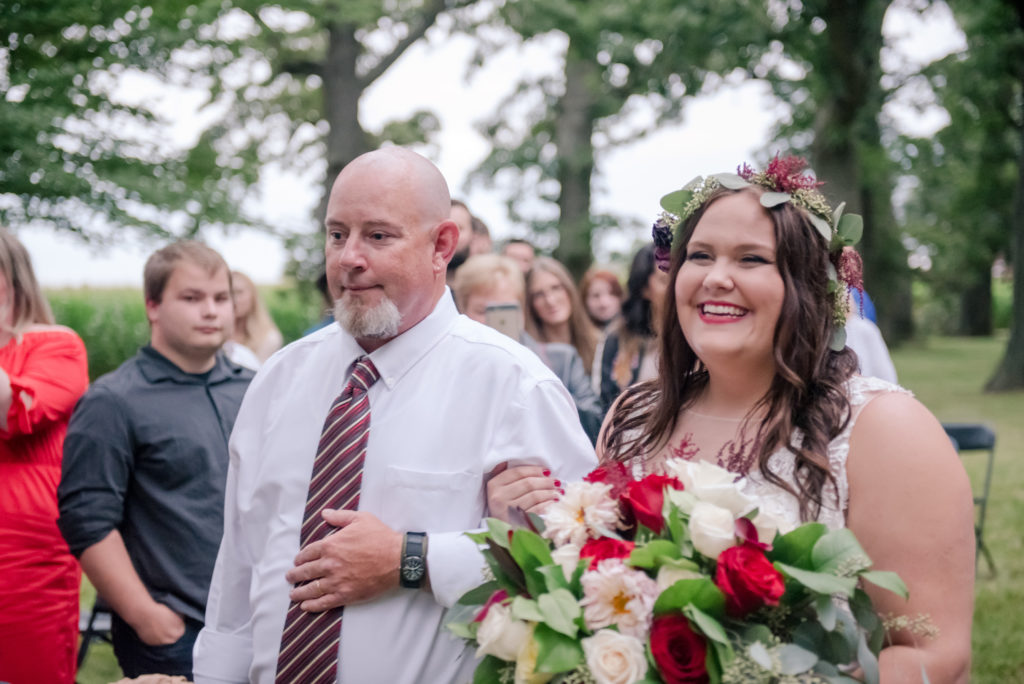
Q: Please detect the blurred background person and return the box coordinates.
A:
[525,256,599,379]
[845,287,898,384]
[502,238,536,273]
[447,199,475,284]
[598,244,669,411]
[229,270,282,364]
[469,215,493,255]
[0,229,89,684]
[302,271,336,336]
[580,267,624,331]
[454,254,602,442]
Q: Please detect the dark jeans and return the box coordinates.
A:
[110,610,202,679]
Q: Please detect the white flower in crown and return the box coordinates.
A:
[663,458,755,517]
[582,629,649,684]
[541,481,620,548]
[580,559,659,639]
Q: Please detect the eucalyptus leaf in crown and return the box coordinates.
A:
[650,156,865,352]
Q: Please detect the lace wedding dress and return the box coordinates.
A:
[628,375,909,530]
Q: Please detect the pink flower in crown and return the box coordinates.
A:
[739,155,823,193]
[580,559,659,639]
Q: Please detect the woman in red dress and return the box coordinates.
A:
[0,229,89,684]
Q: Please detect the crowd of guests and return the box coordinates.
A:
[0,147,966,684]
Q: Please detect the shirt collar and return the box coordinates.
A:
[137,344,246,385]
[337,289,459,391]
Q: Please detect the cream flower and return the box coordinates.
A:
[550,542,582,582]
[475,602,530,662]
[663,458,754,517]
[514,623,554,684]
[580,560,658,639]
[751,507,794,545]
[582,629,649,684]
[541,481,621,548]
[688,500,738,558]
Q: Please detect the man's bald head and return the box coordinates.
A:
[332,147,452,231]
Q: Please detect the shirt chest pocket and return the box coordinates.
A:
[375,465,482,531]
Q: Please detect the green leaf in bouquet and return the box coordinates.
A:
[748,641,773,669]
[485,539,528,595]
[456,580,501,606]
[860,570,909,599]
[811,529,869,575]
[538,588,582,638]
[849,589,885,655]
[683,605,729,645]
[769,523,827,568]
[705,639,726,684]
[814,593,838,631]
[538,564,571,594]
[778,643,818,675]
[527,512,547,535]
[474,655,511,684]
[775,562,857,598]
[446,620,477,640]
[741,623,776,646]
[465,530,491,545]
[534,622,584,673]
[511,529,556,598]
[856,630,880,684]
[486,518,514,549]
[653,578,726,617]
[629,539,684,568]
[511,596,544,623]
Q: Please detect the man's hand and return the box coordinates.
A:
[130,600,186,646]
[285,509,402,613]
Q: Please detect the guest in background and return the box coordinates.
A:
[58,242,253,679]
[845,285,897,383]
[469,215,493,255]
[454,254,602,442]
[598,244,669,411]
[525,256,599,376]
[502,238,536,273]
[302,272,336,337]
[0,229,89,684]
[580,267,624,330]
[446,199,475,284]
[230,270,282,365]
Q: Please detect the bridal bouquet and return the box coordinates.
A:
[448,459,909,684]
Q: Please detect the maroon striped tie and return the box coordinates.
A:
[275,356,380,683]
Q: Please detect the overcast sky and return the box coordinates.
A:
[22,2,963,288]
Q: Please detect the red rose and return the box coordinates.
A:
[649,614,709,684]
[584,461,632,498]
[714,544,785,617]
[622,474,681,533]
[579,537,636,569]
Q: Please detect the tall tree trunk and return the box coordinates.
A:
[810,0,914,343]
[553,48,597,280]
[958,267,994,336]
[317,23,372,225]
[986,99,1024,389]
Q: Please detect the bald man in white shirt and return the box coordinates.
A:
[193,148,597,684]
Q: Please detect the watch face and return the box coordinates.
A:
[402,556,425,581]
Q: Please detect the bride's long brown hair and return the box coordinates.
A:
[601,187,859,520]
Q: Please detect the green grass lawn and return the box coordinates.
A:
[75,335,1024,683]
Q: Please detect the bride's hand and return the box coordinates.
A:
[485,462,563,523]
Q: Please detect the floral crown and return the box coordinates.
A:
[651,155,863,351]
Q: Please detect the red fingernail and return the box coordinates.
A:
[554,480,561,487]
[542,469,551,476]
[559,489,565,495]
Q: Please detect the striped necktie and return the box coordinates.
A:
[275,356,380,683]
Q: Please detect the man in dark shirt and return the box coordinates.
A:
[58,241,254,679]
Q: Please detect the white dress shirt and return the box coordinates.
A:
[193,291,597,684]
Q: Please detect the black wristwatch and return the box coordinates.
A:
[400,531,428,589]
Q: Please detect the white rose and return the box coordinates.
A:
[688,500,738,558]
[751,507,793,545]
[666,459,754,516]
[582,629,648,684]
[475,603,530,662]
[655,564,703,592]
[550,542,582,582]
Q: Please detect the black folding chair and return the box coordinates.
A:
[77,594,113,669]
[942,422,996,576]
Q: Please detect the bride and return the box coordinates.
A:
[486,159,975,683]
